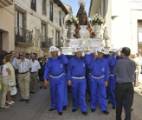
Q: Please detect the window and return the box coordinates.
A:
[59,11,62,26]
[138,21,142,42]
[42,0,47,15]
[56,31,61,47]
[41,22,47,42]
[50,1,53,21]
[31,0,36,11]
[15,10,25,37]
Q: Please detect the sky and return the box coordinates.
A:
[61,0,91,16]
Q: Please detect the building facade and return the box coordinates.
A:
[0,0,68,53]
[0,0,14,51]
[89,0,142,54]
[14,0,68,53]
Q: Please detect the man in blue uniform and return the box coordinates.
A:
[84,48,97,102]
[68,47,88,115]
[44,46,68,115]
[88,48,109,114]
[108,50,117,109]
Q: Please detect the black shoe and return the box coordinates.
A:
[102,110,109,115]
[82,112,88,116]
[58,112,63,116]
[112,106,116,109]
[91,109,96,112]
[48,108,56,111]
[63,106,67,111]
[19,99,25,102]
[30,91,35,94]
[25,99,30,103]
[72,109,77,112]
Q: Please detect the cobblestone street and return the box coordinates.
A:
[0,88,142,120]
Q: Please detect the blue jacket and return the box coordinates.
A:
[44,54,68,80]
[109,55,117,74]
[89,57,109,81]
[68,56,86,80]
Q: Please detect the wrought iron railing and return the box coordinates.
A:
[0,0,13,8]
[41,38,53,48]
[15,27,33,44]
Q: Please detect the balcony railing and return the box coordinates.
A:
[0,0,13,8]
[41,38,53,48]
[15,27,33,46]
[56,40,63,48]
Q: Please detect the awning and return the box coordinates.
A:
[0,0,13,8]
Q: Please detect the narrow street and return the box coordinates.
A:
[0,88,142,120]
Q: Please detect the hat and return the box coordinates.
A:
[103,48,110,54]
[96,47,104,53]
[73,47,83,53]
[49,46,59,52]
[110,48,117,53]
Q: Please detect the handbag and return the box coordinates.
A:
[10,86,17,96]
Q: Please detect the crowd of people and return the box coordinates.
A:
[0,50,46,108]
[0,46,140,120]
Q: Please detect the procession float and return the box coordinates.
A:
[62,0,106,55]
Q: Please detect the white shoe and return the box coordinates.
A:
[7,101,15,105]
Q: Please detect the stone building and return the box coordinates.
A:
[0,0,68,53]
[14,0,68,53]
[89,0,142,54]
[0,0,14,51]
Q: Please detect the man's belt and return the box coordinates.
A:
[72,76,85,80]
[49,73,65,79]
[91,75,105,80]
[19,71,29,74]
[31,71,38,74]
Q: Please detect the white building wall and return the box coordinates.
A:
[90,0,142,53]
[13,0,66,52]
[111,0,142,53]
[0,5,15,51]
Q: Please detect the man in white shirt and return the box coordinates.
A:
[30,53,41,93]
[15,52,31,103]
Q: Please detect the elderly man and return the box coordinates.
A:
[68,47,88,115]
[15,52,31,103]
[87,48,109,114]
[115,47,136,120]
[44,46,68,115]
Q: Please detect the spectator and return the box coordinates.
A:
[115,47,136,120]
[38,57,46,89]
[30,53,41,93]
[15,52,31,103]
[0,54,16,109]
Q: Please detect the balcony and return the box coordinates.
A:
[15,27,33,47]
[0,0,13,8]
[41,38,53,49]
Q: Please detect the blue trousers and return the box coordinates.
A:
[63,79,68,107]
[72,79,87,112]
[49,75,65,112]
[108,75,116,107]
[90,78,107,111]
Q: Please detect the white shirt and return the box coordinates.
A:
[31,60,41,73]
[16,59,31,73]
[2,64,8,77]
